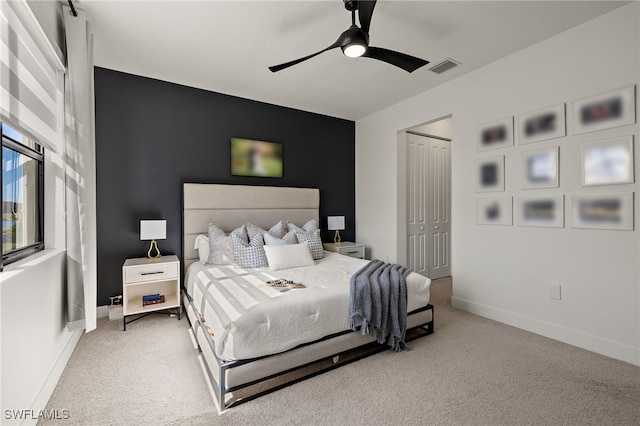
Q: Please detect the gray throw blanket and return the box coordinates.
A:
[349,259,411,351]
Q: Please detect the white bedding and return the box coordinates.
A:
[185,251,431,361]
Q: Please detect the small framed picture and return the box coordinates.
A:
[516,195,564,228]
[476,197,512,226]
[573,85,636,134]
[522,146,559,189]
[518,103,566,144]
[476,156,505,192]
[571,192,634,230]
[582,135,634,186]
[477,117,513,152]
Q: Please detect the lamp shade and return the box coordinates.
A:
[327,216,345,231]
[140,220,166,240]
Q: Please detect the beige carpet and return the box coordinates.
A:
[40,278,640,425]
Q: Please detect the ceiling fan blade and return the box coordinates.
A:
[362,46,429,73]
[269,40,342,72]
[358,0,377,35]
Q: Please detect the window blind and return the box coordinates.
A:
[0,0,65,152]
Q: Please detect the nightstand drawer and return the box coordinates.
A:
[323,242,365,259]
[124,262,179,284]
[339,246,365,258]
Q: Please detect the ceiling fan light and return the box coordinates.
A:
[342,43,366,58]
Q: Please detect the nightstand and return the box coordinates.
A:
[323,242,365,259]
[122,255,181,330]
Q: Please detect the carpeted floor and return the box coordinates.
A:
[40,278,640,425]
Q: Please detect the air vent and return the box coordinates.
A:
[429,58,461,74]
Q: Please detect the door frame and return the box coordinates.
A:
[396,115,452,269]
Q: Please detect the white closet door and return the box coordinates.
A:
[406,133,451,279]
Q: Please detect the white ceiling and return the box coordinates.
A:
[74,0,629,120]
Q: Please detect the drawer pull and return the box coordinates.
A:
[141,271,164,276]
[347,251,360,254]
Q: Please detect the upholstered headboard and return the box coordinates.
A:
[182,183,320,272]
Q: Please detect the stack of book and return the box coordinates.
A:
[142,293,165,306]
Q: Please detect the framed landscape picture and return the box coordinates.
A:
[582,135,634,186]
[518,103,565,144]
[522,146,559,189]
[516,195,564,228]
[231,138,283,178]
[476,156,505,192]
[571,192,634,230]
[573,85,636,134]
[477,117,513,152]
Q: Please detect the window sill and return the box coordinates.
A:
[0,248,65,281]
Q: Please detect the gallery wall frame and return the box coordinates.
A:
[477,117,514,152]
[518,103,566,144]
[571,192,634,230]
[476,155,505,192]
[476,196,512,226]
[516,195,564,228]
[582,135,634,186]
[573,85,636,135]
[522,146,559,189]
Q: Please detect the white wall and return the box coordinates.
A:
[0,148,78,425]
[356,3,639,365]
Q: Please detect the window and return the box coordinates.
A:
[1,123,44,268]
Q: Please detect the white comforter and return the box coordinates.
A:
[185,252,431,361]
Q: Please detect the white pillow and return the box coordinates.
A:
[264,244,315,271]
[287,219,318,233]
[194,234,210,263]
[264,230,297,245]
[247,221,288,239]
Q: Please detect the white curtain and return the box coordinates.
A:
[0,0,65,152]
[63,5,96,333]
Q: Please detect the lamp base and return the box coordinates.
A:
[333,230,342,246]
[147,239,161,259]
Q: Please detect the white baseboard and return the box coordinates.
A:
[97,305,123,320]
[96,305,109,319]
[451,296,640,366]
[27,329,83,425]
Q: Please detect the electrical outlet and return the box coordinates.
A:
[109,295,123,307]
[548,283,562,300]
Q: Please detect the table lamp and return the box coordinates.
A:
[327,216,345,245]
[140,220,166,259]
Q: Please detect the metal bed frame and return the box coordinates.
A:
[184,289,433,409]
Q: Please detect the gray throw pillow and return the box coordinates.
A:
[206,224,247,265]
[295,229,324,260]
[232,233,268,268]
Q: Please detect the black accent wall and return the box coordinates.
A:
[95,67,355,305]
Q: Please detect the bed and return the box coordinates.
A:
[182,183,434,409]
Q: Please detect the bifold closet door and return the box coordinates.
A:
[406,133,451,279]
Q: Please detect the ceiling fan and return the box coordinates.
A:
[269,0,429,73]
